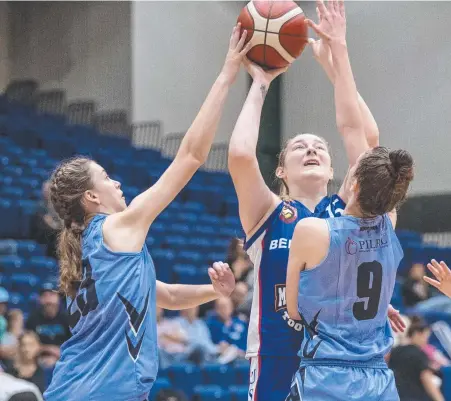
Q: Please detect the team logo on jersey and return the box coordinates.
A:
[117,289,150,362]
[279,204,297,224]
[299,310,323,359]
[275,284,304,332]
[345,237,358,255]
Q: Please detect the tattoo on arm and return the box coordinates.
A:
[260,84,267,98]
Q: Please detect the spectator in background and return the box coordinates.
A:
[1,310,24,365]
[0,371,43,401]
[25,282,70,367]
[157,307,189,369]
[389,318,445,401]
[227,238,253,285]
[4,331,46,395]
[0,288,10,365]
[402,262,433,308]
[31,181,62,259]
[0,287,9,319]
[207,297,247,353]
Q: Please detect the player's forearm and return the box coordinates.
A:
[228,80,267,161]
[330,40,363,134]
[358,93,379,148]
[164,284,219,310]
[178,73,232,165]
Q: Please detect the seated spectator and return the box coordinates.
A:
[389,318,445,401]
[25,282,71,367]
[1,310,24,365]
[31,181,62,258]
[4,331,46,395]
[231,281,250,320]
[402,263,433,308]
[207,297,247,353]
[0,287,9,319]
[175,306,236,365]
[157,307,189,369]
[0,372,43,401]
[227,238,253,285]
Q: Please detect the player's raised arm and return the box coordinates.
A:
[103,25,250,252]
[228,59,287,235]
[309,33,379,151]
[156,262,235,310]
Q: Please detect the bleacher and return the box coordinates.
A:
[1,91,451,400]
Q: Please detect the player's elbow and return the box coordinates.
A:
[228,145,255,165]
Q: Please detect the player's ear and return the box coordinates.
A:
[276,166,286,179]
[84,190,100,206]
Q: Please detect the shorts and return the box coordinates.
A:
[286,361,399,401]
[248,356,300,401]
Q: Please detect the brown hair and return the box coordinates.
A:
[354,147,414,217]
[49,157,93,297]
[276,134,330,200]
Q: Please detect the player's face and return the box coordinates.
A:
[86,162,127,213]
[281,134,333,186]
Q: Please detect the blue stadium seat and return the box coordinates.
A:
[176,251,203,265]
[147,377,171,401]
[193,385,231,401]
[8,291,25,310]
[16,177,40,190]
[29,256,58,276]
[167,363,202,397]
[224,216,241,228]
[168,223,190,235]
[441,366,451,401]
[1,186,25,200]
[0,199,21,238]
[2,166,23,177]
[173,265,197,284]
[194,225,217,236]
[233,360,250,385]
[206,253,225,264]
[199,214,221,225]
[9,273,40,293]
[163,235,188,248]
[229,385,248,401]
[16,241,46,257]
[176,212,198,223]
[183,201,205,213]
[0,256,24,274]
[0,239,18,255]
[202,363,235,387]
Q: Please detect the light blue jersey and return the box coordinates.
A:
[297,214,403,363]
[44,214,158,401]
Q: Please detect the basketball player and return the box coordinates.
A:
[286,146,414,401]
[424,260,451,298]
[227,4,404,401]
[285,2,414,399]
[43,25,250,401]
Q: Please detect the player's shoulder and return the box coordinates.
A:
[294,217,328,239]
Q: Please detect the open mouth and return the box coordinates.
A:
[304,159,320,166]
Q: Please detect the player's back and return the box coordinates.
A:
[44,214,158,401]
[297,214,403,364]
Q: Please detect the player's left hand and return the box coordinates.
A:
[387,305,406,333]
[306,0,346,43]
[424,260,451,298]
[208,262,235,297]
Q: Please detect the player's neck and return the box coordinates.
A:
[288,183,327,212]
[343,202,366,218]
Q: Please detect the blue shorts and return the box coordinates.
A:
[249,356,300,401]
[286,361,399,401]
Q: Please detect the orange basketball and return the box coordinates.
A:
[237,0,309,70]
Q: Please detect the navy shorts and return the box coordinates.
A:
[248,356,300,401]
[286,361,399,401]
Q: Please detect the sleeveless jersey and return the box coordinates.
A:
[244,195,345,357]
[297,214,403,363]
[44,214,158,401]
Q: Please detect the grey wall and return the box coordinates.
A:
[283,1,451,195]
[132,1,249,142]
[8,1,131,114]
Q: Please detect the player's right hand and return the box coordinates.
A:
[306,0,346,44]
[424,260,451,298]
[221,23,252,85]
[242,57,288,88]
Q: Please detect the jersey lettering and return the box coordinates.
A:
[269,238,292,250]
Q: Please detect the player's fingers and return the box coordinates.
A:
[327,0,336,14]
[308,38,317,46]
[316,0,328,18]
[208,267,219,281]
[430,260,444,280]
[212,262,226,277]
[240,40,252,56]
[230,25,237,47]
[440,261,451,275]
[305,19,330,40]
[331,0,339,14]
[428,263,441,280]
[236,29,248,51]
[389,320,399,333]
[316,6,321,22]
[423,276,441,289]
[338,0,345,17]
[231,23,241,48]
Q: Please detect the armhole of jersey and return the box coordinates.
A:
[385,213,404,260]
[244,202,284,251]
[300,219,333,275]
[99,215,145,257]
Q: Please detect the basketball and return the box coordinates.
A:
[237,0,309,70]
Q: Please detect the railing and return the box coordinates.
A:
[67,101,95,125]
[132,121,162,150]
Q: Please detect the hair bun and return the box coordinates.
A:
[389,149,414,182]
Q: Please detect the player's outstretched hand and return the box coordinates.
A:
[424,260,451,298]
[387,305,407,333]
[208,262,235,297]
[221,23,252,85]
[305,0,346,43]
[243,57,288,87]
